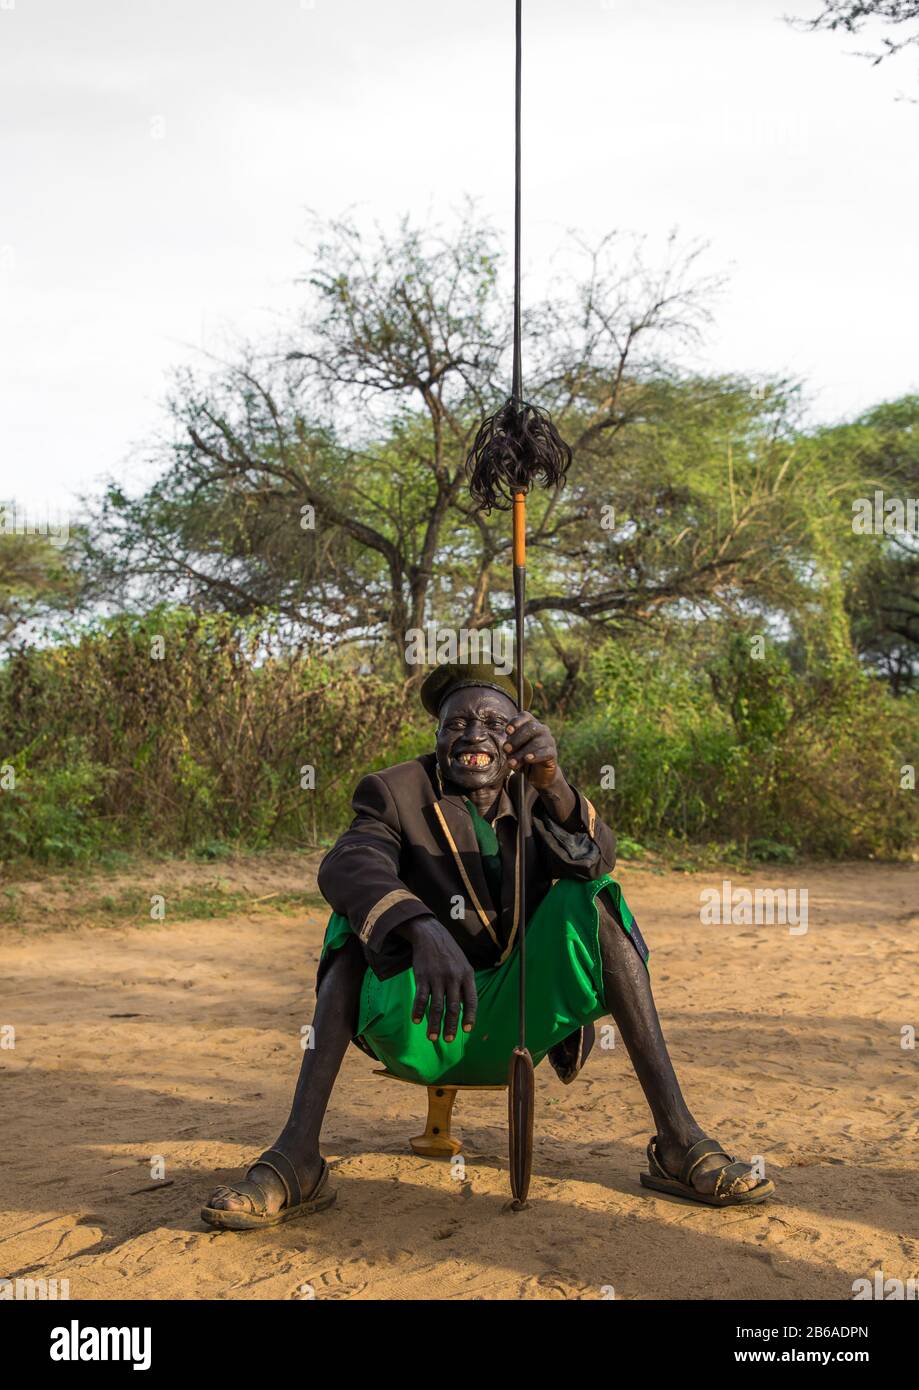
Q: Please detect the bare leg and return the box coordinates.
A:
[208,935,365,1214]
[596,894,757,1195]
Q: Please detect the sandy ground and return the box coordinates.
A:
[1,854,917,1301]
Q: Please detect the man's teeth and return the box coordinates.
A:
[457,752,492,766]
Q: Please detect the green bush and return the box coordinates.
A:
[1,612,915,866]
[558,636,918,859]
[0,610,414,862]
[0,741,113,862]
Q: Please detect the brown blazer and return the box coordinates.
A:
[317,752,616,981]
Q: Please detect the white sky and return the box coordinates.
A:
[1,0,917,519]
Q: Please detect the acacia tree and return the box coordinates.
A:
[86,211,730,672]
[83,209,879,702]
[802,396,919,692]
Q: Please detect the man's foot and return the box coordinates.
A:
[206,1143,324,1217]
[654,1129,761,1197]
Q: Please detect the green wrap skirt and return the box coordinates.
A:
[320,874,646,1087]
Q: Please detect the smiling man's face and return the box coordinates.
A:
[435,685,518,792]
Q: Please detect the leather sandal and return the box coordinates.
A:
[639,1135,774,1207]
[201,1149,336,1231]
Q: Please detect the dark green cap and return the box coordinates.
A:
[419,662,532,718]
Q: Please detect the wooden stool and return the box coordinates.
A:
[374,1069,506,1157]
